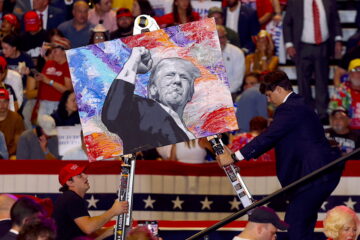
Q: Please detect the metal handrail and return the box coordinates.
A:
[186,147,360,240]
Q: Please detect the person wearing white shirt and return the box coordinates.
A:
[223,0,260,54]
[283,0,343,125]
[217,25,245,94]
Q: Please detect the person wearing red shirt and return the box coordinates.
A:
[36,36,72,119]
[155,0,200,28]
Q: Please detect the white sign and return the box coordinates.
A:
[191,1,222,19]
[149,0,172,16]
[266,20,286,64]
[57,125,82,157]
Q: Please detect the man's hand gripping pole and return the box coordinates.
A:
[207,136,254,207]
[115,154,136,240]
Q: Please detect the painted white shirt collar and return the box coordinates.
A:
[158,103,195,140]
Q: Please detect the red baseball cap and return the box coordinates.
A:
[3,14,19,27]
[116,8,133,19]
[59,164,87,186]
[24,11,41,32]
[0,56,8,72]
[0,88,10,100]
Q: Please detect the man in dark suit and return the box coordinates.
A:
[222,0,260,54]
[0,195,17,238]
[102,47,200,154]
[13,0,65,30]
[283,0,343,124]
[217,71,344,240]
[0,197,44,240]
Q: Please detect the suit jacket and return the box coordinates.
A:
[223,4,260,53]
[0,231,17,240]
[47,6,66,30]
[283,0,342,56]
[101,80,190,154]
[0,220,11,238]
[14,1,65,31]
[240,93,342,187]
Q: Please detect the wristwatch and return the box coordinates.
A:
[49,80,54,86]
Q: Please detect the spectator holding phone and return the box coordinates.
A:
[35,36,72,119]
[16,114,60,160]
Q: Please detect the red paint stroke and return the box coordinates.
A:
[85,133,122,161]
[122,30,174,49]
[201,107,238,133]
[180,19,218,48]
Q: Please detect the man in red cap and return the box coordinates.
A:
[53,163,129,240]
[110,8,134,40]
[20,11,48,60]
[0,88,24,159]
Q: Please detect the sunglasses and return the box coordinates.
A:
[350,68,360,72]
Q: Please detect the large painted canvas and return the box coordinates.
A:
[66,18,238,161]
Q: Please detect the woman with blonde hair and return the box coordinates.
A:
[323,205,359,240]
[245,30,278,74]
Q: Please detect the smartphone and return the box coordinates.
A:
[137,220,159,238]
[31,68,40,76]
[35,126,43,138]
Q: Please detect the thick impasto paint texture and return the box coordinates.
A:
[66,18,238,161]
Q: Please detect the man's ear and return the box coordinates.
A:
[274,86,281,93]
[149,84,158,99]
[66,179,74,187]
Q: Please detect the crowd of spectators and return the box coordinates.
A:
[0,1,358,239]
[0,0,356,163]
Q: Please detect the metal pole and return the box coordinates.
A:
[186,148,360,240]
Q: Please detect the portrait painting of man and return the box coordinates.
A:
[66,18,238,160]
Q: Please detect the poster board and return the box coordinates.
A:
[66,18,238,161]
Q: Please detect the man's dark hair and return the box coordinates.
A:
[2,34,20,50]
[259,70,293,94]
[17,216,56,240]
[59,176,73,192]
[59,185,69,192]
[10,197,44,227]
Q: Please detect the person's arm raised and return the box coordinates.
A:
[117,47,153,84]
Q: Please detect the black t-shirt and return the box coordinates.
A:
[4,53,35,88]
[5,52,34,72]
[53,190,90,240]
[20,30,48,54]
[325,128,360,154]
